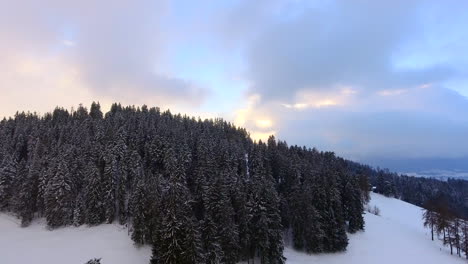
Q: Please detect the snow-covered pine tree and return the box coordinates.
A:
[44,158,74,228]
[0,154,17,210]
[90,102,103,120]
[103,151,117,223]
[130,178,150,245]
[343,178,365,233]
[84,163,105,225]
[247,147,285,264]
[289,175,324,253]
[151,146,204,264]
[113,130,128,225]
[16,141,42,226]
[73,192,86,226]
[319,153,348,252]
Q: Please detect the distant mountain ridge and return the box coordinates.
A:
[404,169,468,181]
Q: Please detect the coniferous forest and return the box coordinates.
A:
[0,102,369,264]
[359,165,468,219]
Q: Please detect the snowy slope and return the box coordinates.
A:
[284,192,465,263]
[0,214,151,264]
[0,193,465,264]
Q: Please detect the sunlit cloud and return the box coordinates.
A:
[378,89,408,96]
[0,54,94,117]
[281,103,308,110]
[15,58,45,76]
[419,83,433,89]
[234,94,261,126]
[233,94,276,141]
[340,86,358,95]
[256,119,273,128]
[315,99,337,108]
[62,40,76,47]
[250,130,276,142]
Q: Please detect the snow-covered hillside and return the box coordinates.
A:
[285,193,465,263]
[0,193,465,264]
[0,215,151,264]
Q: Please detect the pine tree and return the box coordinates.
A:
[45,158,74,228]
[319,156,348,252]
[73,192,86,226]
[343,179,365,233]
[289,176,324,253]
[151,147,204,264]
[17,157,40,226]
[84,164,104,225]
[131,178,150,244]
[247,148,285,264]
[36,156,53,218]
[232,178,253,262]
[90,102,103,120]
[201,215,224,264]
[200,169,240,263]
[375,170,386,195]
[103,153,116,224]
[0,155,16,210]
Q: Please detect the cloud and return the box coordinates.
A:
[0,53,94,117]
[236,85,468,161]
[243,0,458,101]
[222,0,468,165]
[2,0,468,169]
[0,0,209,117]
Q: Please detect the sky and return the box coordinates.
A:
[1,0,468,172]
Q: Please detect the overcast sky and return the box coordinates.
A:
[1,0,468,171]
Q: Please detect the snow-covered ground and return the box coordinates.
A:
[285,193,465,263]
[0,193,465,264]
[0,215,151,264]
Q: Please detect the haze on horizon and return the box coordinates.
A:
[1,0,468,173]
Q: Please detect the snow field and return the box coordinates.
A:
[0,193,464,263]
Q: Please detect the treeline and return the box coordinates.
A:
[423,196,468,259]
[348,163,468,219]
[0,103,367,264]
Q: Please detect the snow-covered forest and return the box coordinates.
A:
[0,102,367,263]
[363,165,468,219]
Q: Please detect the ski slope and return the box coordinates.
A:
[0,193,464,264]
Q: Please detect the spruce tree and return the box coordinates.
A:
[343,180,365,233]
[84,163,105,225]
[131,178,150,244]
[0,155,16,210]
[45,159,74,228]
[151,147,204,264]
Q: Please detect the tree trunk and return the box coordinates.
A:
[431,224,434,241]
